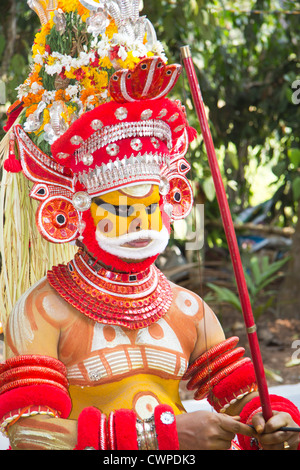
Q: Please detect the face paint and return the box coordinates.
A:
[89,185,169,260]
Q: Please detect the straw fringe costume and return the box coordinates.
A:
[0,0,299,451]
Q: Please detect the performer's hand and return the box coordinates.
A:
[251,411,300,450]
[176,410,254,450]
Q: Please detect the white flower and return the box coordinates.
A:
[45,61,63,76]
[117,45,128,61]
[65,85,79,98]
[31,81,43,93]
[42,90,56,103]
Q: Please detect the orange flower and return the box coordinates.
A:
[55,89,71,102]
[25,104,38,117]
[23,89,44,107]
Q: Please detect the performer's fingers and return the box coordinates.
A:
[220,415,255,437]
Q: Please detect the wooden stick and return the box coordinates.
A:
[181,45,273,421]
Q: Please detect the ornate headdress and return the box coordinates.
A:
[0,0,195,324]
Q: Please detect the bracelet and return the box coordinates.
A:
[207,360,257,412]
[0,405,60,436]
[76,407,107,450]
[154,404,179,450]
[238,395,300,450]
[113,409,139,450]
[0,355,68,376]
[0,385,72,422]
[136,416,158,450]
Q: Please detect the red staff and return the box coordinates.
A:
[181,45,273,421]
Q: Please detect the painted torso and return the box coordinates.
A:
[5,263,224,420]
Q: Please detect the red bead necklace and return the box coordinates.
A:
[47,249,173,329]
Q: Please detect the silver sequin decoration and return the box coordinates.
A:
[106,143,120,156]
[115,107,128,120]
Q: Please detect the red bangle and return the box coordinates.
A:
[0,355,67,376]
[186,347,245,390]
[207,361,257,412]
[76,407,107,450]
[154,405,179,450]
[238,395,300,450]
[183,337,240,380]
[113,409,139,450]
[0,384,72,421]
[0,366,69,388]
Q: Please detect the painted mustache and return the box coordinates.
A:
[95,226,170,260]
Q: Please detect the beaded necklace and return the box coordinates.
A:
[47,249,173,329]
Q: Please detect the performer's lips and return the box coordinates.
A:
[122,238,152,248]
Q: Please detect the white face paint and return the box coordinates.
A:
[95,225,170,260]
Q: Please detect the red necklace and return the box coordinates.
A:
[47,249,173,329]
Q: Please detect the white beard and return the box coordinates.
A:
[95,225,170,260]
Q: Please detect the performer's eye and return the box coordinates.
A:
[146,203,158,214]
[117,205,133,217]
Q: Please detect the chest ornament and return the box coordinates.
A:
[47,249,173,329]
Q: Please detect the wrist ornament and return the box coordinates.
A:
[75,407,107,450]
[76,405,179,450]
[237,395,300,450]
[183,337,257,412]
[0,355,72,428]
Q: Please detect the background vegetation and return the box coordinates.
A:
[0,0,299,317]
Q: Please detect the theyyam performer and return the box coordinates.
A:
[0,0,299,451]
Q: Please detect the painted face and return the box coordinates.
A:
[90,184,170,261]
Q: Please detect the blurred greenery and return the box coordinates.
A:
[0,0,299,244]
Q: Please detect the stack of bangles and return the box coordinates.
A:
[76,405,179,450]
[0,355,72,436]
[183,336,258,412]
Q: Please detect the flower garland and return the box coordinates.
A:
[17,0,166,155]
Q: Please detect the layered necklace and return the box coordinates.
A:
[47,248,173,329]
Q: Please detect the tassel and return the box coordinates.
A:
[187,126,198,143]
[3,133,22,173]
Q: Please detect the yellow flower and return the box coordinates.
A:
[117,51,141,70]
[57,0,89,19]
[106,20,118,39]
[47,56,57,65]
[64,68,76,79]
[99,56,113,69]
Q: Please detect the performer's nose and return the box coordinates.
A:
[129,216,149,233]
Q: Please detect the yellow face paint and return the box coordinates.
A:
[90,184,162,239]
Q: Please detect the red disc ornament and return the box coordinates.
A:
[165,175,193,220]
[36,196,79,243]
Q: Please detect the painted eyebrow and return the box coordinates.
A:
[92,199,158,217]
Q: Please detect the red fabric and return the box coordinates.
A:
[75,407,103,450]
[51,98,187,171]
[3,100,23,132]
[0,384,72,420]
[208,361,257,412]
[238,395,300,450]
[154,404,179,450]
[113,409,138,450]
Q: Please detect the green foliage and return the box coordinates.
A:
[206,255,290,320]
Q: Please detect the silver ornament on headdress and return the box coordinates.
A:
[27,0,58,25]
[79,0,157,46]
